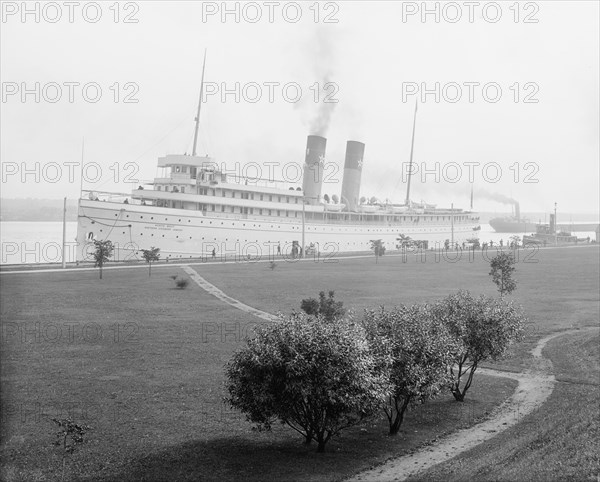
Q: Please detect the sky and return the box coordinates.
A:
[1,0,599,215]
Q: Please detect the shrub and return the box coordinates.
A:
[433,290,526,401]
[173,277,189,289]
[300,290,345,322]
[362,304,457,435]
[225,312,387,452]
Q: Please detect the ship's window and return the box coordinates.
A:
[182,166,187,173]
[221,206,225,212]
[157,186,161,191]
[260,194,263,201]
[277,210,280,216]
[286,196,289,203]
[181,187,185,194]
[268,210,272,216]
[278,196,282,202]
[269,195,272,202]
[259,209,263,215]
[176,166,181,173]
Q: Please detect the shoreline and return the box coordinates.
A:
[1,243,598,274]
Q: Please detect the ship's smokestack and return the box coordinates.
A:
[340,140,365,212]
[515,202,520,222]
[550,213,556,234]
[302,135,326,205]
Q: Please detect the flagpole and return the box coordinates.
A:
[470,184,474,210]
[79,138,85,198]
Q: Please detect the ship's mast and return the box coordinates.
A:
[192,49,207,157]
[404,99,418,206]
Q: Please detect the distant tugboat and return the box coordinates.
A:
[523,214,578,246]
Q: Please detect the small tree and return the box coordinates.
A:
[396,233,412,250]
[141,247,161,277]
[509,235,521,248]
[433,290,526,401]
[489,252,517,296]
[369,239,384,264]
[362,305,457,435]
[92,240,114,279]
[52,418,91,481]
[225,312,387,452]
[300,290,346,322]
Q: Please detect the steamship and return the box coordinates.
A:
[75,133,480,262]
[76,62,480,262]
[489,202,535,233]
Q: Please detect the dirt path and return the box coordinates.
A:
[179,267,595,481]
[182,265,277,321]
[346,328,598,482]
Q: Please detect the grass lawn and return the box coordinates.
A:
[405,330,600,481]
[0,245,598,481]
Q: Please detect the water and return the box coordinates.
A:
[0,221,596,265]
[1,222,78,265]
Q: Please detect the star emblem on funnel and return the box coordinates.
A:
[357,158,363,168]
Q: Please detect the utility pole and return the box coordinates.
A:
[62,197,67,268]
[554,202,558,245]
[451,202,455,246]
[301,197,306,259]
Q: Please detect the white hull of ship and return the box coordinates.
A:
[76,199,479,262]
